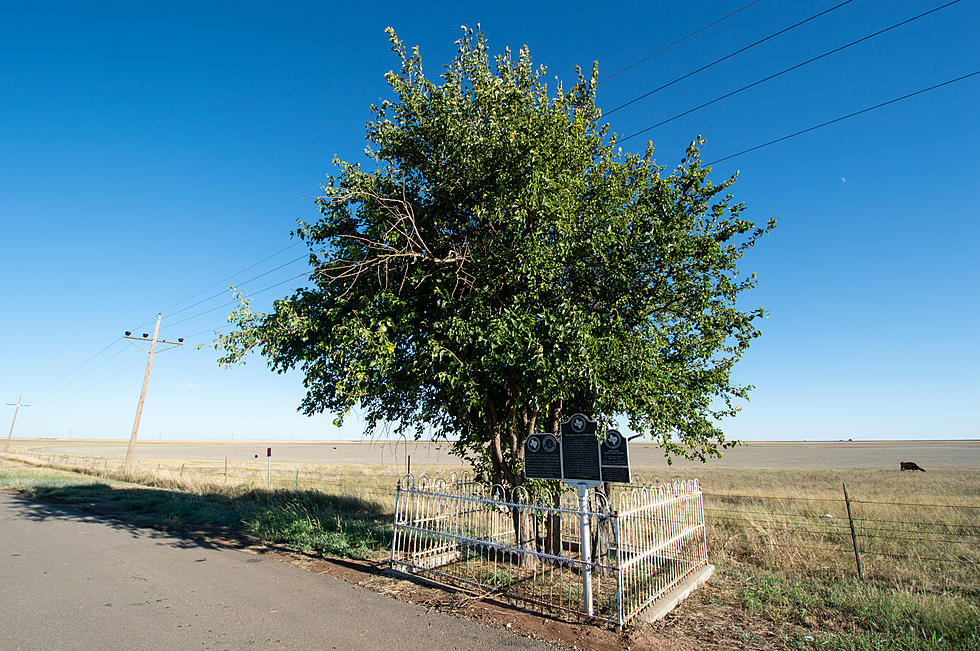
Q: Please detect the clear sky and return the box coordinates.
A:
[2,0,977,442]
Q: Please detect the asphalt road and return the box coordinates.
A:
[0,493,556,650]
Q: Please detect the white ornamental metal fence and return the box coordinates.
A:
[390,474,708,627]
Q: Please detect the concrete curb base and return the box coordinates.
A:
[639,563,716,624]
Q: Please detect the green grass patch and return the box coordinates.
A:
[0,463,393,560]
[0,467,117,490]
[242,492,390,560]
[718,563,980,649]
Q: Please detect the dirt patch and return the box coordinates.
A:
[247,543,805,650]
[252,546,678,650]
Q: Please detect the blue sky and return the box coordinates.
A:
[2,0,977,442]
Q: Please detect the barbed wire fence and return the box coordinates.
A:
[701,490,979,594]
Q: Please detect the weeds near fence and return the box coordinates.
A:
[244,493,389,559]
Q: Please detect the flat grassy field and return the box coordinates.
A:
[2,439,977,649]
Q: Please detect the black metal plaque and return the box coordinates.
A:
[600,429,631,483]
[601,465,631,483]
[524,434,562,480]
[560,414,601,482]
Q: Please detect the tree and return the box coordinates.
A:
[217,26,775,489]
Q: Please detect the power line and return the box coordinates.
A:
[600,0,766,84]
[164,252,309,320]
[158,241,304,316]
[24,338,123,400]
[619,0,965,143]
[166,269,314,329]
[127,241,305,334]
[705,70,980,165]
[32,359,147,406]
[184,324,236,348]
[21,241,307,404]
[605,0,857,115]
[186,324,234,340]
[28,345,131,403]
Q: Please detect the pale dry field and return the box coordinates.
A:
[9,437,980,469]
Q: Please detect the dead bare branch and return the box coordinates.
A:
[313,183,474,297]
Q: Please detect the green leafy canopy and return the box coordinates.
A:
[216,26,776,487]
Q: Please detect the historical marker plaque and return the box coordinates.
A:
[524,434,562,480]
[560,414,601,482]
[599,429,631,483]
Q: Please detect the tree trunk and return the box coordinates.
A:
[544,489,562,557]
[591,482,613,564]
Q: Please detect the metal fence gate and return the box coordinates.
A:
[390,474,708,626]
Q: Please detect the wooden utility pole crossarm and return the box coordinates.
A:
[5,395,31,453]
[123,314,183,474]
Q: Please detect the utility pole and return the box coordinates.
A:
[5,395,31,452]
[123,314,182,473]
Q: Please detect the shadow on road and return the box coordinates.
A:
[2,481,392,560]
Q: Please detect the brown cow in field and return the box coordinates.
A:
[900,461,926,472]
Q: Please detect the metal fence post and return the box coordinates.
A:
[842,482,864,580]
[576,483,593,617]
[613,513,624,628]
[390,482,402,567]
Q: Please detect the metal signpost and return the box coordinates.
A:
[523,414,633,616]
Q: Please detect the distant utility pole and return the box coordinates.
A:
[123,314,183,473]
[5,395,31,452]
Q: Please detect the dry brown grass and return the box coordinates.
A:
[627,466,980,594]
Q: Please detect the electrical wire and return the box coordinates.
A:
[20,255,304,400]
[619,0,965,143]
[605,0,857,115]
[856,549,973,562]
[165,269,313,329]
[185,323,234,341]
[24,242,310,403]
[856,529,979,544]
[163,253,309,320]
[704,508,842,520]
[32,359,147,405]
[28,345,132,403]
[24,338,123,401]
[126,242,304,335]
[600,0,765,84]
[161,241,303,315]
[853,517,980,529]
[704,70,980,164]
